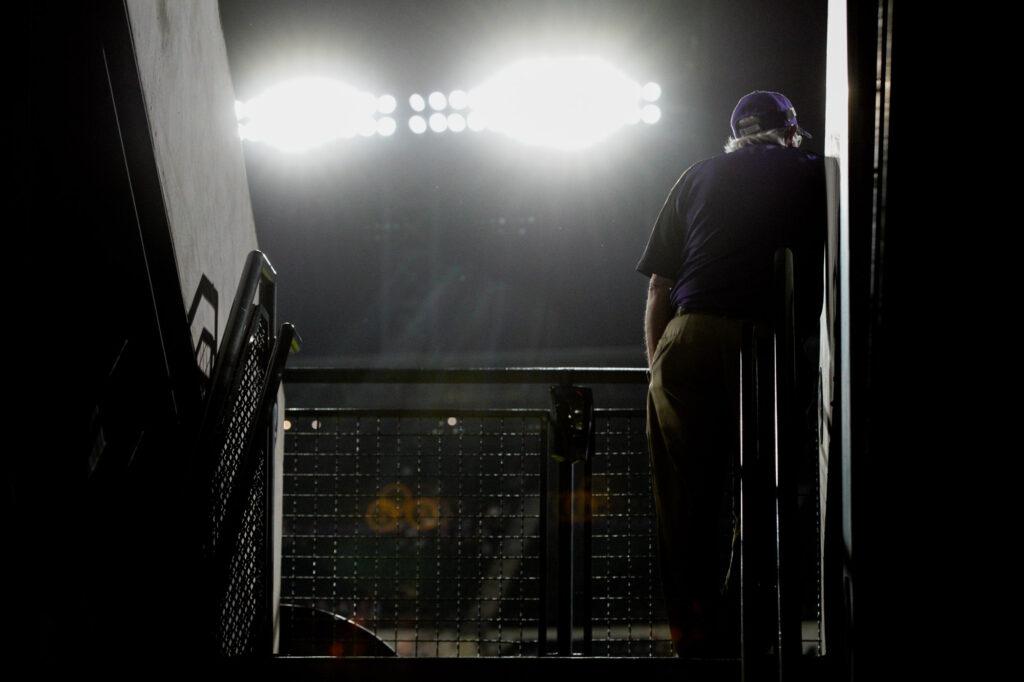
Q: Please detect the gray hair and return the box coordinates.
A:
[723,126,803,153]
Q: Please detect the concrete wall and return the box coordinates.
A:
[125,0,284,651]
[821,0,849,654]
[126,0,258,376]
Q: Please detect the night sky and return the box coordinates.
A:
[219,0,827,368]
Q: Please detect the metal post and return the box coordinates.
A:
[557,453,572,655]
[739,322,756,680]
[741,322,782,681]
[772,248,802,676]
[550,385,595,656]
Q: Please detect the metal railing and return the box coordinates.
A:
[276,258,825,670]
[739,249,824,681]
[198,250,298,657]
[279,368,673,657]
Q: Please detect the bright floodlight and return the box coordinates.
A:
[467,110,487,132]
[358,117,377,137]
[429,91,448,111]
[467,56,651,150]
[409,93,426,112]
[641,104,662,124]
[409,115,427,134]
[429,112,448,133]
[449,89,469,110]
[236,77,380,152]
[642,82,662,102]
[377,94,397,114]
[377,117,397,136]
[447,113,467,132]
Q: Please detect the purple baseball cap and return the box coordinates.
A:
[730,90,812,139]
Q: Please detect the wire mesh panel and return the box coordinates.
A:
[590,409,674,657]
[211,311,272,553]
[281,409,545,657]
[220,451,268,655]
[208,310,274,656]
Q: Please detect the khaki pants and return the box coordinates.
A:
[647,311,743,657]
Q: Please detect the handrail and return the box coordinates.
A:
[197,250,293,658]
[739,247,806,681]
[200,251,278,440]
[773,250,802,676]
[283,367,648,385]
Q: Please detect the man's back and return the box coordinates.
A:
[638,143,825,334]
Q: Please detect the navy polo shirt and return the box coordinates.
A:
[636,144,826,332]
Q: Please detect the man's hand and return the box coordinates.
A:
[644,274,675,368]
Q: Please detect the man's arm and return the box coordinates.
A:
[644,274,675,368]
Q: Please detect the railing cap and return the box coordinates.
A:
[283,367,649,384]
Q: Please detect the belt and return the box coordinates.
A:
[676,306,718,317]
[676,307,769,325]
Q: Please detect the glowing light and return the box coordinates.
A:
[429,112,448,133]
[409,93,426,112]
[641,104,662,124]
[428,91,447,111]
[311,419,321,430]
[642,82,662,102]
[283,419,292,431]
[467,110,487,132]
[358,117,378,137]
[235,77,381,152]
[447,113,466,132]
[377,117,397,136]
[409,115,427,134]
[467,56,650,150]
[447,417,458,426]
[449,89,469,110]
[366,498,402,533]
[408,498,441,531]
[377,94,397,114]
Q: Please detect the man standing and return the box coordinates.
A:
[636,91,825,657]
